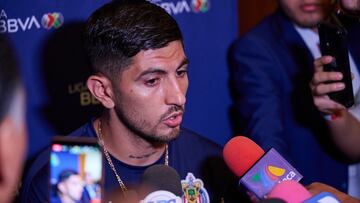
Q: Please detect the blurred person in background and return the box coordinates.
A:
[229,0,360,198]
[52,170,85,203]
[311,56,360,161]
[310,1,360,161]
[0,35,27,203]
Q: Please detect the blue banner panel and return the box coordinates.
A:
[1,0,237,159]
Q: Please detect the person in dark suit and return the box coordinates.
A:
[229,0,360,196]
[310,0,360,162]
[311,57,360,162]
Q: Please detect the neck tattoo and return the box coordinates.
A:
[96,119,169,197]
[129,151,157,159]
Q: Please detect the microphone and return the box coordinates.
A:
[267,180,312,203]
[139,164,183,203]
[140,190,182,203]
[258,198,287,203]
[267,180,341,203]
[223,136,303,199]
[303,192,341,203]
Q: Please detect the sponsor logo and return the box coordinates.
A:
[41,12,64,29]
[0,9,63,33]
[68,82,100,106]
[149,0,210,15]
[191,0,210,13]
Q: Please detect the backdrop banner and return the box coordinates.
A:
[0,0,238,158]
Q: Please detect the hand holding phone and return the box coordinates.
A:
[49,136,103,203]
[318,13,354,108]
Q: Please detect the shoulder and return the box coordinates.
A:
[68,119,97,138]
[177,128,222,154]
[239,11,285,40]
[19,146,50,202]
[231,10,291,51]
[175,129,252,202]
[171,128,224,174]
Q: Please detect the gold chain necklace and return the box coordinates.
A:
[96,120,169,196]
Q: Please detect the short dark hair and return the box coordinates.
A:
[57,169,79,183]
[84,0,183,79]
[0,35,20,122]
[56,169,80,194]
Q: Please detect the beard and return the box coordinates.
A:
[113,97,184,144]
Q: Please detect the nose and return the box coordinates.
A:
[165,77,187,107]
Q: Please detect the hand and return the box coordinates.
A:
[246,191,259,203]
[306,182,360,203]
[310,56,346,114]
[340,0,360,15]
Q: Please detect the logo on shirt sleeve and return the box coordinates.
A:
[181,173,209,203]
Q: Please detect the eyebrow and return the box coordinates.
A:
[135,57,189,81]
[178,58,189,69]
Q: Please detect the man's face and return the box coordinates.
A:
[279,0,333,28]
[112,40,188,143]
[61,174,84,201]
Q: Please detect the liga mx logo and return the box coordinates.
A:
[41,12,63,29]
[191,0,210,13]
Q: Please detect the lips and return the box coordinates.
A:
[162,112,183,128]
[300,3,321,12]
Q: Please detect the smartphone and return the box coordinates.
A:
[49,136,103,203]
[318,13,354,108]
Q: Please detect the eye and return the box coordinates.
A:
[176,69,188,77]
[145,78,160,86]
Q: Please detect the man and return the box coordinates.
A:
[20,1,246,202]
[52,170,85,203]
[0,35,27,203]
[229,0,360,195]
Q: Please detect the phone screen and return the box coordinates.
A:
[49,136,103,203]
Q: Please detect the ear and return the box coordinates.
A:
[57,182,66,194]
[87,75,115,109]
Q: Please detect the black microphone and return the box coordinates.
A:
[139,164,183,202]
[258,198,286,203]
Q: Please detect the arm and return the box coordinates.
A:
[329,110,360,161]
[311,56,360,161]
[229,36,289,157]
